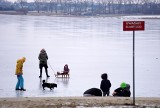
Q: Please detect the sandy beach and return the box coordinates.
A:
[0,97,160,108]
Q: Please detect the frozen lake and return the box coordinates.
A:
[0,14,160,97]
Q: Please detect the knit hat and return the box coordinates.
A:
[120,82,127,89]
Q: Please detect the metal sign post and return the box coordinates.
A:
[133,30,135,105]
[123,21,145,105]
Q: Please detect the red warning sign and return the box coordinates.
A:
[123,21,145,31]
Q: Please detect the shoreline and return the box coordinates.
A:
[0,11,160,19]
[0,97,160,108]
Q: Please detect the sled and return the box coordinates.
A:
[55,72,70,78]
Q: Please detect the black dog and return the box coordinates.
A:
[42,80,57,90]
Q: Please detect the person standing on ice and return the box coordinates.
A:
[100,73,111,96]
[38,48,50,78]
[15,57,26,91]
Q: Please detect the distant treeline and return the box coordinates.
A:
[0,0,160,15]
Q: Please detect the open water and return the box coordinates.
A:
[0,14,160,97]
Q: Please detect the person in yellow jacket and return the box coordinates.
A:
[15,57,26,91]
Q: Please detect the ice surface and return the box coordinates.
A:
[0,14,160,97]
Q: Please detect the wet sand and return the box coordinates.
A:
[0,97,160,108]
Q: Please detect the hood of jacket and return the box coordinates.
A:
[15,57,26,75]
[40,49,46,53]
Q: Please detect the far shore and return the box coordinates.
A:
[0,97,160,108]
[0,11,160,19]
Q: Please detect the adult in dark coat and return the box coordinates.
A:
[38,49,50,78]
[112,82,131,97]
[83,88,102,96]
[100,73,111,96]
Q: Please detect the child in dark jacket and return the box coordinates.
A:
[100,73,111,96]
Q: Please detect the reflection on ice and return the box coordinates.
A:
[55,78,69,86]
[15,91,24,97]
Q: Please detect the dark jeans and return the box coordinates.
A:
[103,91,110,96]
[39,64,49,77]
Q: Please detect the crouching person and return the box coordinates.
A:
[83,88,102,96]
[15,57,26,91]
[112,82,131,97]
